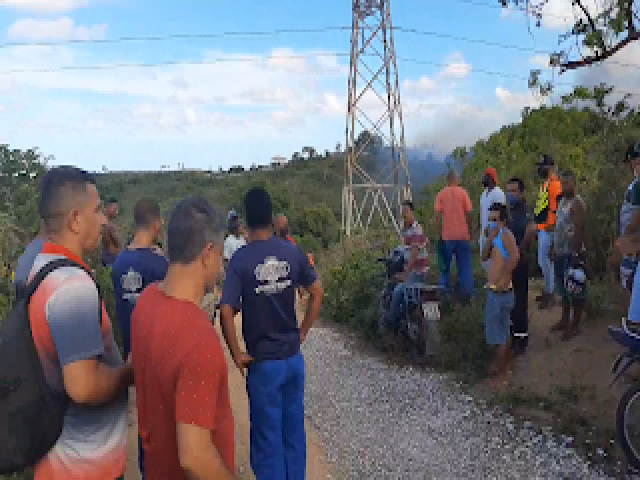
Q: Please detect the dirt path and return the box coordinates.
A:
[124,315,334,479]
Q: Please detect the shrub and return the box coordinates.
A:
[435,295,491,382]
[323,249,385,341]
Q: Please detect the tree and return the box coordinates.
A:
[502,0,639,72]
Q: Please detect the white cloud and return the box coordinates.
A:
[440,53,471,79]
[403,76,437,94]
[539,0,599,30]
[8,17,107,41]
[495,86,542,109]
[0,0,89,14]
[529,53,551,69]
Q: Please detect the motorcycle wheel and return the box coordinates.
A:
[408,308,429,366]
[616,382,640,469]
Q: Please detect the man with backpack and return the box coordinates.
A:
[220,187,324,480]
[27,166,132,479]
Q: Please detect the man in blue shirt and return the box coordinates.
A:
[111,198,168,480]
[220,187,324,480]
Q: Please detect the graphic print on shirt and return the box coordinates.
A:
[254,256,292,295]
[120,267,143,303]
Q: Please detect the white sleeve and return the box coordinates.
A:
[223,237,232,260]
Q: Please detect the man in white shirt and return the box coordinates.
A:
[479,167,506,272]
[223,210,247,262]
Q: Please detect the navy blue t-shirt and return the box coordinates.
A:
[221,237,317,361]
[111,248,169,356]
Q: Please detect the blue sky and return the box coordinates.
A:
[0,0,635,171]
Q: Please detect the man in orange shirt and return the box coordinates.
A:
[434,169,475,300]
[533,155,563,309]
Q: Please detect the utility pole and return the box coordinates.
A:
[343,0,411,237]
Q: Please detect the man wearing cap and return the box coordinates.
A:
[479,167,506,273]
[533,155,563,309]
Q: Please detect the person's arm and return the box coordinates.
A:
[464,191,474,239]
[176,344,234,480]
[219,261,252,372]
[49,279,133,405]
[545,180,562,232]
[177,424,234,480]
[63,360,133,406]
[435,211,442,238]
[521,222,537,252]
[434,193,443,239]
[297,251,324,342]
[571,199,586,254]
[481,228,497,261]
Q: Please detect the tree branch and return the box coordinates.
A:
[560,30,640,71]
[574,0,597,33]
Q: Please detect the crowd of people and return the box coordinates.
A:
[8,142,640,478]
[12,165,324,480]
[385,148,640,390]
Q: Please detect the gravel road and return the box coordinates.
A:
[302,326,612,480]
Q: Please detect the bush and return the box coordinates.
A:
[324,249,385,340]
[435,295,491,382]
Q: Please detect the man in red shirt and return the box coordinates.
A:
[275,213,296,245]
[131,196,234,480]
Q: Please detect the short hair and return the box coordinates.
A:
[507,177,525,192]
[402,200,414,211]
[489,202,508,221]
[38,166,96,233]
[245,187,273,230]
[166,196,224,264]
[446,169,458,183]
[133,198,161,229]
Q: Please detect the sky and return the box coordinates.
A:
[0,0,638,172]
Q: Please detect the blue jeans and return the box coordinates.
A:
[247,353,306,480]
[388,272,424,332]
[139,439,145,479]
[440,240,474,296]
[538,230,554,294]
[485,290,515,345]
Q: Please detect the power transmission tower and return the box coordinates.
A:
[342,0,411,237]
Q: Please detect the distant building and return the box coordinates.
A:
[271,156,288,168]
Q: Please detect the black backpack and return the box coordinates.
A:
[0,258,100,474]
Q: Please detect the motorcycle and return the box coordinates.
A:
[609,317,640,469]
[378,247,443,364]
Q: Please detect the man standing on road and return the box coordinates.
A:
[101,197,121,267]
[533,155,563,309]
[29,166,132,480]
[111,198,168,479]
[220,187,324,480]
[131,196,235,479]
[506,178,536,355]
[383,200,430,333]
[481,202,519,390]
[550,170,587,341]
[479,167,506,273]
[434,170,474,300]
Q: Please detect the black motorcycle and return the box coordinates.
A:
[378,247,442,364]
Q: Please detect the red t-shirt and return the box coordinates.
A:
[131,284,234,478]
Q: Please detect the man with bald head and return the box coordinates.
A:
[275,213,296,245]
[434,169,475,300]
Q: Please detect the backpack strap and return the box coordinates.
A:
[24,258,103,327]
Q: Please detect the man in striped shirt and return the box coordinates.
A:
[385,200,429,333]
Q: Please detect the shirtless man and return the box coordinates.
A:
[101,197,121,267]
[481,202,520,388]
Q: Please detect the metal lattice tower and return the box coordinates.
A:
[342,0,411,237]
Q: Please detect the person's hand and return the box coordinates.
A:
[300,329,309,344]
[615,236,640,257]
[233,351,253,376]
[126,352,132,364]
[487,226,500,241]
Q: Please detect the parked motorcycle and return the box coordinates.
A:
[378,247,443,364]
[609,317,640,469]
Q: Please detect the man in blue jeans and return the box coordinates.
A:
[220,187,324,479]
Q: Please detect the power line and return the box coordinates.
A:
[0,26,351,49]
[452,0,574,21]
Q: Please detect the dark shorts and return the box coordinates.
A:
[485,290,515,346]
[554,254,587,301]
